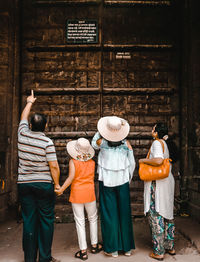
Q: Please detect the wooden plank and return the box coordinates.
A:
[46,131,177,139]
[23,87,176,95]
[104,0,171,6]
[27,45,101,52]
[33,0,171,6]
[33,0,101,5]
[24,88,100,95]
[103,44,174,51]
[27,43,173,52]
[103,87,176,94]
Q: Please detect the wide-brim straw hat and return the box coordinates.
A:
[97,116,130,142]
[66,138,95,161]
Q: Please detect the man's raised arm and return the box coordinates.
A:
[21,90,36,121]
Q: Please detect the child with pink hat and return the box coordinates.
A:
[55,138,102,260]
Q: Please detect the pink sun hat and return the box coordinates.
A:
[66,138,95,161]
[97,116,130,142]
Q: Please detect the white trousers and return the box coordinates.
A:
[72,201,98,250]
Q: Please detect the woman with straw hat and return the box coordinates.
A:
[55,138,102,260]
[92,116,136,258]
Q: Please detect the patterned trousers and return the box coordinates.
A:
[148,182,175,255]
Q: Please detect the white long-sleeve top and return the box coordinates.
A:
[92,132,136,187]
[144,139,175,220]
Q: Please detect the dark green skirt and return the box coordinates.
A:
[99,181,135,253]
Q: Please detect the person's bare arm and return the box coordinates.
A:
[48,160,60,189]
[92,132,102,149]
[139,157,163,166]
[139,140,164,166]
[126,140,133,150]
[21,90,36,121]
[55,159,75,195]
[96,138,103,146]
[126,140,135,182]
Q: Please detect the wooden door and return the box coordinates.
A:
[101,49,179,214]
[0,12,11,195]
[21,0,180,217]
[0,2,20,220]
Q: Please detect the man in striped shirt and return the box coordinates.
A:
[17,90,60,262]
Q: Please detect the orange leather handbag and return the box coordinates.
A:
[139,139,171,181]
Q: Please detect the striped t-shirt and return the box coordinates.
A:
[17,120,57,183]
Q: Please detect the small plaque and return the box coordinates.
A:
[116,52,131,59]
[66,20,98,44]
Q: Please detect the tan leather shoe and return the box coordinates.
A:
[166,249,176,255]
[149,252,164,261]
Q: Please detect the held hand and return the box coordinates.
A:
[54,188,63,196]
[139,159,145,164]
[27,90,36,104]
[54,184,61,190]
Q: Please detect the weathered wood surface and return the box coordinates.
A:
[179,0,200,221]
[21,0,180,216]
[21,0,179,163]
[33,0,171,6]
[0,0,20,221]
[0,0,199,221]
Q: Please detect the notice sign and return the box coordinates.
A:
[66,20,98,44]
[116,52,131,59]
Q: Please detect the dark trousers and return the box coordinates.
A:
[18,182,55,262]
[99,181,135,253]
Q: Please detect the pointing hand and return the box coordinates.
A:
[27,90,37,104]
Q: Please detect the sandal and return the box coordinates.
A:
[124,250,132,256]
[75,250,88,261]
[149,252,164,261]
[91,243,103,254]
[104,251,118,258]
[166,249,176,256]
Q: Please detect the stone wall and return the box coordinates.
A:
[0,0,20,221]
[180,0,200,221]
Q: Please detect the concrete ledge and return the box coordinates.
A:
[188,202,200,223]
[176,216,200,253]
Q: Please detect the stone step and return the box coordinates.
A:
[54,204,74,223]
[54,201,144,223]
[131,203,144,217]
[56,194,144,206]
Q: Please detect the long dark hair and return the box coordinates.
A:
[155,122,179,163]
[107,140,123,147]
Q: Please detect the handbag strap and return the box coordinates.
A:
[146,139,165,159]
